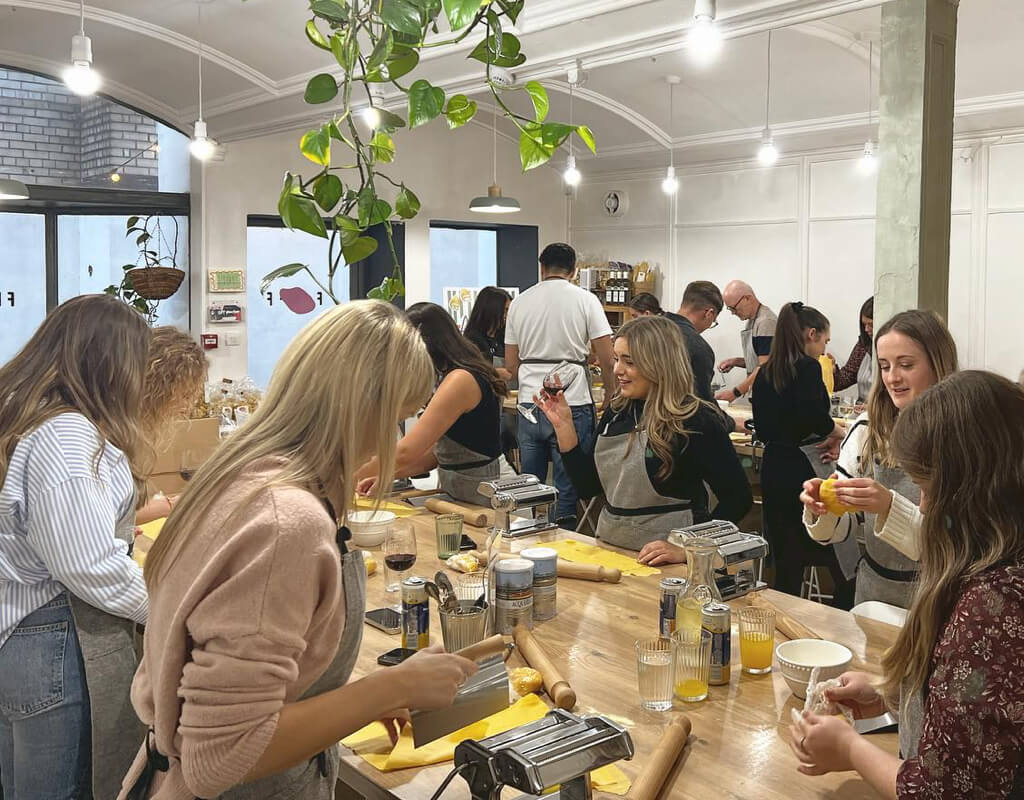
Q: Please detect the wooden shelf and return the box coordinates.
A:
[603,305,628,313]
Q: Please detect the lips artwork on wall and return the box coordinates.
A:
[280,287,316,314]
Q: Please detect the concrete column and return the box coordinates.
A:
[874,0,959,324]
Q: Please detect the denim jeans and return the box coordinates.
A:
[0,594,91,799]
[518,404,596,525]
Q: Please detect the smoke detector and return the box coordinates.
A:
[489,66,516,88]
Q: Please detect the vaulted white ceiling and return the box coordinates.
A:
[1,0,1022,171]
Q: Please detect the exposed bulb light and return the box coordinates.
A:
[689,0,722,66]
[189,119,216,161]
[63,1,101,98]
[859,140,878,174]
[109,171,121,183]
[661,165,679,195]
[756,31,777,167]
[563,154,581,187]
[758,129,779,166]
[362,87,386,129]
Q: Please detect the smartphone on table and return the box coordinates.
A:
[364,607,401,634]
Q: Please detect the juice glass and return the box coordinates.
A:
[672,628,711,702]
[739,607,776,674]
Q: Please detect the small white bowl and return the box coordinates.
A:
[346,510,396,548]
[775,639,853,699]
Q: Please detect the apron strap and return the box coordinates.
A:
[123,730,173,800]
[604,501,692,517]
[520,358,588,366]
[862,551,919,583]
[439,457,497,472]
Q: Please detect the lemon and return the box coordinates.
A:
[819,479,857,516]
[361,550,378,576]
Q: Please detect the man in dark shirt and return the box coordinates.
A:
[664,281,723,403]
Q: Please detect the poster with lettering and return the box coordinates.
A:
[442,287,519,330]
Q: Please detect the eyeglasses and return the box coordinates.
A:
[708,320,719,329]
[726,295,750,314]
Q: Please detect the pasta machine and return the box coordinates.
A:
[478,475,559,539]
[668,520,769,600]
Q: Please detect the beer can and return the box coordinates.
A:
[401,576,430,651]
[659,577,688,636]
[703,602,732,685]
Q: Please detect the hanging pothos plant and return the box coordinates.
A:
[258,0,595,303]
[103,215,184,325]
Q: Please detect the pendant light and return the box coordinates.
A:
[563,65,582,187]
[189,1,216,161]
[62,0,101,97]
[0,178,30,200]
[689,0,723,66]
[859,41,878,175]
[469,104,521,214]
[757,29,779,167]
[661,76,680,195]
[361,87,386,129]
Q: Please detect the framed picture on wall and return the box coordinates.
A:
[442,286,519,330]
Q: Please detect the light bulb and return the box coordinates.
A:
[757,129,778,166]
[109,172,121,183]
[63,61,101,96]
[661,165,679,195]
[361,106,381,129]
[563,155,581,187]
[859,141,878,174]
[189,120,216,161]
[689,16,723,65]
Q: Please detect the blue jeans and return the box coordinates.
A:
[519,404,596,524]
[0,594,91,799]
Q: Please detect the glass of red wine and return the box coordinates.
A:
[383,522,417,595]
[179,449,202,483]
[519,362,580,424]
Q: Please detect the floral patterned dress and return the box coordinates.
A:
[897,563,1024,798]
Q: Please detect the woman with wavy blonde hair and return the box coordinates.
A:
[535,315,750,556]
[790,371,1024,798]
[120,301,478,800]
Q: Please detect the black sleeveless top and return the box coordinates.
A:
[443,370,502,458]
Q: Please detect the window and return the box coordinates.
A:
[0,213,46,362]
[429,227,497,304]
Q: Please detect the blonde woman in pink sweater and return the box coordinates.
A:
[120,302,479,800]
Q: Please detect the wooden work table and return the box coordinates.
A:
[339,509,899,800]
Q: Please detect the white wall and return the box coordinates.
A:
[191,120,567,380]
[570,135,1024,385]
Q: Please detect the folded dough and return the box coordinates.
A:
[804,667,854,723]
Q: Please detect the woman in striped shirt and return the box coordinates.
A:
[0,294,151,799]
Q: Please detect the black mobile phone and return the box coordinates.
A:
[459,534,477,551]
[364,608,401,634]
[377,647,418,666]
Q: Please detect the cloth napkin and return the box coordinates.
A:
[543,539,660,577]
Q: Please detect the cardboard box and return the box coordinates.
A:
[149,417,220,496]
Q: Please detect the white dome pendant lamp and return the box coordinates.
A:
[470,104,521,213]
[63,0,101,97]
[189,1,217,161]
[757,29,779,167]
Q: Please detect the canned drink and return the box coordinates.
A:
[401,576,430,651]
[659,577,687,636]
[703,602,731,685]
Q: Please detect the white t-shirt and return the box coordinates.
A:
[504,278,612,406]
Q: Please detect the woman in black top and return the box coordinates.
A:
[355,302,514,504]
[752,302,850,606]
[535,315,751,555]
[464,287,512,380]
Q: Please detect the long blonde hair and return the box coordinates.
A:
[610,316,703,480]
[883,371,1024,697]
[864,310,958,467]
[144,301,434,586]
[140,327,208,463]
[0,294,150,500]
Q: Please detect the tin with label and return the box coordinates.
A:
[401,576,430,651]
[521,547,558,622]
[703,602,732,685]
[494,558,534,634]
[659,577,687,636]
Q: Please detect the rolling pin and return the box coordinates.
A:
[512,625,576,710]
[626,715,692,800]
[454,634,510,663]
[424,498,489,528]
[750,595,820,641]
[469,550,621,584]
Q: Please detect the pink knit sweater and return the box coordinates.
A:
[118,460,346,799]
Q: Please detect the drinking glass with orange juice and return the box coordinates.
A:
[672,628,712,702]
[739,607,776,674]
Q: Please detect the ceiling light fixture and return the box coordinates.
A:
[110,172,121,183]
[361,87,386,129]
[757,30,779,167]
[689,0,723,66]
[662,76,680,195]
[189,1,217,161]
[563,63,582,187]
[859,41,878,175]
[469,104,521,213]
[62,0,101,96]
[0,178,30,200]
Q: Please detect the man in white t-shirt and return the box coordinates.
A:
[504,243,615,528]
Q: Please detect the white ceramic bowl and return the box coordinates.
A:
[346,510,396,548]
[775,639,853,699]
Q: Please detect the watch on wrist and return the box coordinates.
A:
[732,387,742,399]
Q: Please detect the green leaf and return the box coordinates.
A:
[281,193,328,239]
[133,298,150,313]
[357,189,392,227]
[330,31,359,71]
[104,285,118,295]
[342,236,379,264]
[444,94,477,128]
[310,0,349,23]
[468,32,526,68]
[497,0,524,24]
[312,174,343,211]
[334,214,361,234]
[136,233,151,246]
[305,19,331,51]
[368,274,405,301]
[369,131,396,163]
[304,74,338,104]
[443,0,481,30]
[576,124,597,154]
[379,0,423,37]
[395,185,421,219]
[519,127,556,171]
[260,262,308,294]
[538,121,575,147]
[121,263,135,271]
[366,46,419,83]
[376,109,407,131]
[126,215,140,228]
[525,81,549,122]
[366,29,394,71]
[300,127,331,166]
[408,79,445,128]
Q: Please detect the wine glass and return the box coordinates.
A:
[383,522,417,596]
[180,449,203,483]
[542,361,580,396]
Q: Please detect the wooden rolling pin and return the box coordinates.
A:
[512,625,576,710]
[750,595,820,641]
[469,550,621,584]
[626,715,692,800]
[454,634,509,663]
[424,498,489,528]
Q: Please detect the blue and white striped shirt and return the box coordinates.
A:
[0,412,148,648]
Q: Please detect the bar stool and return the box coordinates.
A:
[801,566,833,604]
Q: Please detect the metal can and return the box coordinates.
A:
[521,547,558,622]
[494,558,534,635]
[401,576,430,651]
[703,602,732,685]
[659,577,687,636]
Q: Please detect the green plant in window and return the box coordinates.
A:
[103,215,184,324]
[257,0,596,303]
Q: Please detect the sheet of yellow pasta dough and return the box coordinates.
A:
[542,539,660,577]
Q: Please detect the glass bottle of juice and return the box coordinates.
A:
[675,538,722,635]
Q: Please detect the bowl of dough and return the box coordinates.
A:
[346,510,396,548]
[775,639,853,699]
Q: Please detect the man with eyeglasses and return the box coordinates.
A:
[663,280,724,404]
[715,280,777,403]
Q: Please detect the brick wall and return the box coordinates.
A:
[0,68,159,190]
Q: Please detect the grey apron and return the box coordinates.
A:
[741,306,767,375]
[855,464,921,609]
[856,353,873,403]
[435,434,501,507]
[70,499,146,800]
[898,682,926,760]
[799,439,861,580]
[593,415,694,551]
[219,545,366,800]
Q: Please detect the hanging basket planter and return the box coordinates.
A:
[128,266,185,300]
